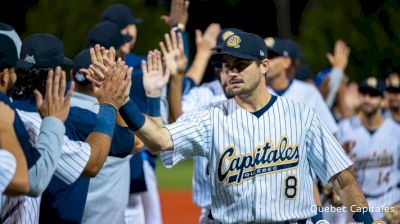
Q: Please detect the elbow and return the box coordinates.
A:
[82,164,102,178]
[6,178,30,196]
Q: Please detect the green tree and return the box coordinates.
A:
[23,0,169,58]
[298,0,400,81]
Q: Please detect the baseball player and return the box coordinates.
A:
[87,31,374,223]
[337,77,400,221]
[385,73,400,124]
[2,33,130,223]
[0,102,28,196]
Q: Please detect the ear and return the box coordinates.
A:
[260,59,269,75]
[0,68,9,87]
[282,57,292,70]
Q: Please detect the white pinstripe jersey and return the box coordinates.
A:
[0,110,91,224]
[0,150,16,194]
[268,79,338,134]
[337,116,400,219]
[162,96,353,223]
[182,80,227,209]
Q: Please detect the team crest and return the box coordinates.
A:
[390,76,399,87]
[264,37,275,47]
[367,77,378,88]
[226,35,241,48]
[222,31,234,41]
[24,54,36,64]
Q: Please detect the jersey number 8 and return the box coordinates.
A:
[285,176,297,199]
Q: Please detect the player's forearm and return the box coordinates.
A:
[0,126,29,195]
[27,116,65,197]
[119,99,173,152]
[186,51,211,85]
[82,105,116,177]
[168,75,183,123]
[332,170,374,223]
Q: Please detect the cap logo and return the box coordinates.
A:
[367,77,377,88]
[226,35,241,48]
[222,31,234,41]
[75,72,86,82]
[389,76,399,87]
[264,37,275,47]
[24,54,36,64]
[260,50,265,57]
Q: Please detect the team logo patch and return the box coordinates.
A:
[226,35,241,48]
[222,31,235,41]
[264,37,275,47]
[390,76,400,87]
[316,220,329,224]
[74,72,86,82]
[218,136,300,185]
[372,220,385,224]
[24,54,36,64]
[367,77,378,88]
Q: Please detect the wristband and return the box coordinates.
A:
[93,104,117,138]
[120,99,146,131]
[352,210,374,224]
[146,97,161,117]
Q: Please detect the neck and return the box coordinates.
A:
[360,111,384,131]
[75,84,95,97]
[270,72,289,91]
[235,83,271,112]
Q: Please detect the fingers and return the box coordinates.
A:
[152,52,158,72]
[326,53,334,64]
[59,69,66,98]
[89,64,105,81]
[147,52,154,72]
[34,89,44,110]
[141,60,148,75]
[165,33,173,52]
[160,15,170,24]
[86,75,103,88]
[93,61,108,75]
[95,44,103,65]
[52,67,61,101]
[90,47,97,64]
[195,29,202,44]
[45,69,54,101]
[155,52,162,72]
[64,81,75,108]
[159,42,168,56]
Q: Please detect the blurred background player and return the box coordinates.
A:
[385,73,400,124]
[337,77,400,221]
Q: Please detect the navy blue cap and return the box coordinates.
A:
[264,37,289,58]
[359,77,385,97]
[0,34,32,70]
[87,21,132,49]
[386,75,400,93]
[284,39,303,61]
[211,32,268,63]
[72,49,91,84]
[20,34,72,68]
[215,28,244,50]
[101,4,142,30]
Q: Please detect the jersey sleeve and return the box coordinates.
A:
[54,137,91,184]
[161,109,212,168]
[310,86,338,134]
[0,150,16,194]
[305,110,353,184]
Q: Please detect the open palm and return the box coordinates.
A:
[142,51,170,97]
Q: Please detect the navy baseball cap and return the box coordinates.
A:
[72,49,91,85]
[283,39,303,62]
[211,32,268,63]
[20,34,72,68]
[359,77,385,97]
[0,34,32,70]
[101,4,142,30]
[0,22,22,58]
[87,21,132,49]
[264,37,289,58]
[386,75,400,93]
[215,28,244,50]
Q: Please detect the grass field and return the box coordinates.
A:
[155,158,194,189]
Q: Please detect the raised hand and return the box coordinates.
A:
[94,61,132,110]
[159,30,188,76]
[195,23,221,54]
[142,51,170,98]
[0,102,15,129]
[34,66,74,121]
[161,0,189,28]
[326,40,350,70]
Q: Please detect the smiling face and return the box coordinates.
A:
[221,55,268,97]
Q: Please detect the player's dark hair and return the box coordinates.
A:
[9,67,52,100]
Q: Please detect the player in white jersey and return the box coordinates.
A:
[385,73,400,124]
[90,32,374,223]
[2,35,131,223]
[337,77,400,221]
[0,103,28,196]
